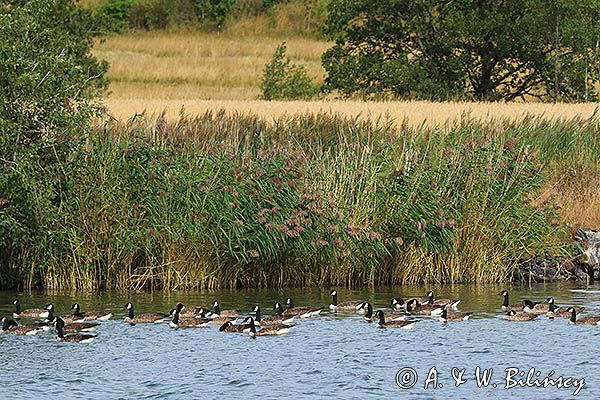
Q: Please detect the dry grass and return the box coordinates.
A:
[95,30,329,100]
[103,98,600,128]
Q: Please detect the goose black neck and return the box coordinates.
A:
[56,324,65,338]
[14,301,21,314]
[46,307,54,321]
[274,303,284,315]
[255,307,261,322]
[502,293,509,307]
[286,299,294,308]
[548,301,556,313]
[2,318,11,331]
[249,318,256,333]
[426,293,434,305]
[377,312,385,325]
[331,292,338,306]
[570,308,576,323]
[127,306,134,319]
[214,304,221,315]
[365,303,373,318]
[73,304,81,313]
[441,308,448,319]
[172,309,180,324]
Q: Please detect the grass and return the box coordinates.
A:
[6,112,598,291]
[95,30,330,101]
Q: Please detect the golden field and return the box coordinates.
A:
[103,97,600,128]
[95,30,329,101]
[96,30,599,127]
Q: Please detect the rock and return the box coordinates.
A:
[577,229,600,265]
[517,230,600,282]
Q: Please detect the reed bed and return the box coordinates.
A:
[7,112,599,290]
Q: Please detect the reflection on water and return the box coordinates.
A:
[1,283,600,399]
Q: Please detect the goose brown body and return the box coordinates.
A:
[503,310,537,321]
[12,300,46,319]
[283,298,322,318]
[55,317,96,343]
[253,305,295,326]
[123,303,167,324]
[329,290,364,312]
[373,310,417,329]
[71,303,113,321]
[0,317,41,335]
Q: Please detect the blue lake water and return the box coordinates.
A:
[0,283,599,399]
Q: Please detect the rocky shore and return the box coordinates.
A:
[519,230,600,282]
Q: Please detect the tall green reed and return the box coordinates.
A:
[6,111,593,290]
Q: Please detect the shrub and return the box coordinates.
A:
[0,0,106,287]
[260,42,317,100]
[95,0,135,33]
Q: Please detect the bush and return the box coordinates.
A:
[95,0,135,33]
[260,42,317,100]
[0,0,106,287]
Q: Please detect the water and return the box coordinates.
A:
[1,283,599,399]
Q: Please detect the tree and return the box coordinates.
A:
[0,0,107,285]
[261,42,316,100]
[193,0,237,29]
[322,0,600,101]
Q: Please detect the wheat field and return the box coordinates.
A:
[97,31,599,126]
[103,98,599,127]
[96,30,329,101]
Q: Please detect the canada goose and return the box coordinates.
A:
[439,307,472,322]
[567,307,600,325]
[283,298,322,318]
[12,299,47,319]
[329,290,364,312]
[252,305,294,326]
[50,317,99,333]
[360,302,408,322]
[197,308,236,325]
[425,291,461,309]
[373,310,417,329]
[547,299,584,319]
[71,303,112,321]
[44,304,86,324]
[499,290,524,311]
[247,317,291,337]
[123,303,167,324]
[169,308,209,329]
[0,316,41,335]
[212,301,239,318]
[55,317,96,343]
[174,303,204,317]
[405,299,444,316]
[219,319,254,333]
[523,299,551,314]
[391,298,405,310]
[503,310,537,321]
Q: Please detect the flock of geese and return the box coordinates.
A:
[0,289,596,343]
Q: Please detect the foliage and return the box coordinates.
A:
[95,0,135,32]
[0,0,107,287]
[322,0,600,101]
[192,0,237,28]
[261,42,317,100]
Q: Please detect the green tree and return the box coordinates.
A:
[322,0,600,101]
[0,0,107,286]
[261,42,316,100]
[193,0,237,29]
